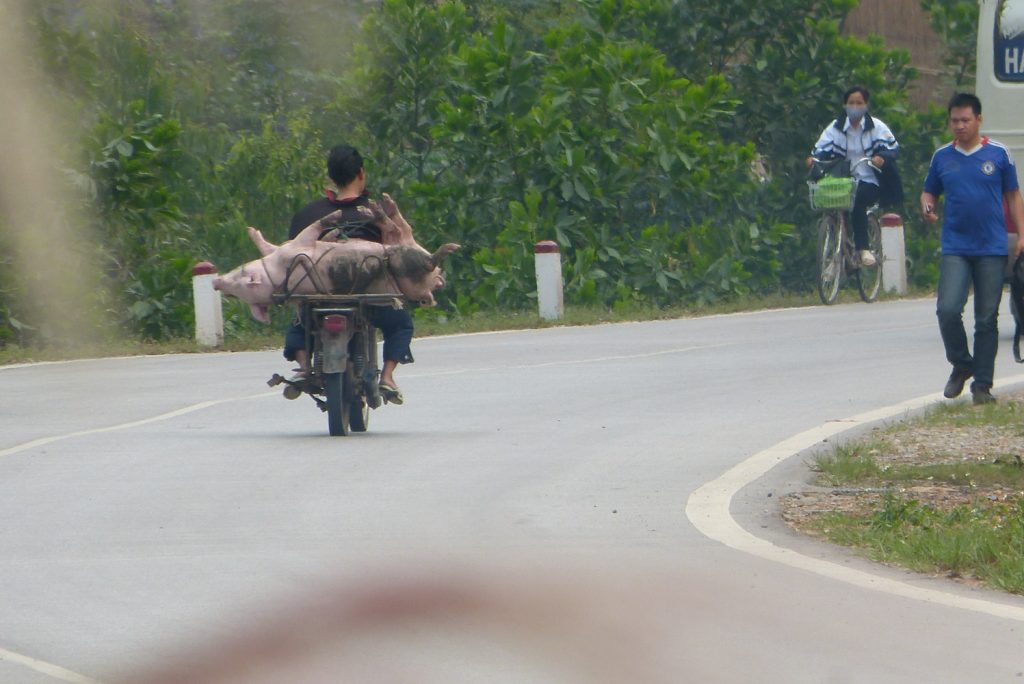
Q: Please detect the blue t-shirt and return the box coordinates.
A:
[923,138,1019,256]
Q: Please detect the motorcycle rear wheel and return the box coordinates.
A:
[325,372,350,436]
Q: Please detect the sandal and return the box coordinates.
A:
[378,381,404,406]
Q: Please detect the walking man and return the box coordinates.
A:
[922,92,1024,404]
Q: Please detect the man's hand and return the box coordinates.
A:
[1015,236,1024,259]
[871,155,885,169]
[920,192,939,223]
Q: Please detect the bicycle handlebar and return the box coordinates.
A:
[807,155,881,182]
[849,156,882,173]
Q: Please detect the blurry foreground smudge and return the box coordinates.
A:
[114,557,721,684]
[0,0,105,348]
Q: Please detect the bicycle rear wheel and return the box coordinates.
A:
[816,212,843,305]
[857,212,883,302]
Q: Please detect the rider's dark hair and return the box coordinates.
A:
[327,144,364,187]
[842,85,870,105]
[947,92,982,116]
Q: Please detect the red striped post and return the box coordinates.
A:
[534,241,564,320]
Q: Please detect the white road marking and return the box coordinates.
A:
[0,390,277,682]
[0,392,274,459]
[686,373,1024,622]
[0,647,105,684]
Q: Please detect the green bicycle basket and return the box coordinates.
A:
[808,176,855,211]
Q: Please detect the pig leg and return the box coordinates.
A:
[379,193,415,243]
[248,227,278,257]
[364,199,406,245]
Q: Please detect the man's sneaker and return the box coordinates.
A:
[943,367,973,398]
[859,250,877,267]
[972,384,996,405]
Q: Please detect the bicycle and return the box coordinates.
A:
[807,157,883,305]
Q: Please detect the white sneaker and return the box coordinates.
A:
[859,250,876,267]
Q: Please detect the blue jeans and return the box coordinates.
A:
[936,255,1005,388]
[284,306,414,365]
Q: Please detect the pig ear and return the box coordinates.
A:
[247,227,277,256]
[430,243,461,267]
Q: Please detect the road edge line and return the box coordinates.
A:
[685,374,1024,622]
[0,646,105,684]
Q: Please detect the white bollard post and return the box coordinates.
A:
[880,213,907,295]
[534,240,564,320]
[192,261,224,347]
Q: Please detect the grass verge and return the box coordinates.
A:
[787,393,1024,594]
[0,293,830,366]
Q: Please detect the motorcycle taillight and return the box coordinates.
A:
[322,314,347,334]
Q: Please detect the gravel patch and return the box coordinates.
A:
[782,390,1024,532]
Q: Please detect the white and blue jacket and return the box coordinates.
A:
[811,114,900,182]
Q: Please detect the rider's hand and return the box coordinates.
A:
[871,155,885,169]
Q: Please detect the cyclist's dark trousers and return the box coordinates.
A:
[851,181,880,251]
[283,306,415,364]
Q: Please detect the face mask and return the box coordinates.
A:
[846,105,868,120]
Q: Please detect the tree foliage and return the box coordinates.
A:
[0,0,976,344]
[920,0,979,89]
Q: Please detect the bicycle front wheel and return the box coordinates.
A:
[857,213,883,302]
[816,212,843,305]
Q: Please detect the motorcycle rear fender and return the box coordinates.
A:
[316,310,355,374]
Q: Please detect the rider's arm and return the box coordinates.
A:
[810,121,844,161]
[868,118,900,167]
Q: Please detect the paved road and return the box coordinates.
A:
[3,298,1024,683]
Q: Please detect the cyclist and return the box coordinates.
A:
[807,85,902,267]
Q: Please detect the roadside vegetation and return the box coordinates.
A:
[0,289,838,365]
[785,393,1024,595]
[1,0,977,353]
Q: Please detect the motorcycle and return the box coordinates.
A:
[267,293,403,436]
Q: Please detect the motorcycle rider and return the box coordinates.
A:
[284,144,413,405]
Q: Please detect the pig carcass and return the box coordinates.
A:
[213,195,459,322]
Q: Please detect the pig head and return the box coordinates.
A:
[212,197,459,322]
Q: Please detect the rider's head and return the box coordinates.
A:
[327,144,365,189]
[842,86,870,106]
[842,86,870,122]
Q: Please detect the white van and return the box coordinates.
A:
[977,0,1024,180]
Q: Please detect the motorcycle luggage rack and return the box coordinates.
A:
[271,293,405,308]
